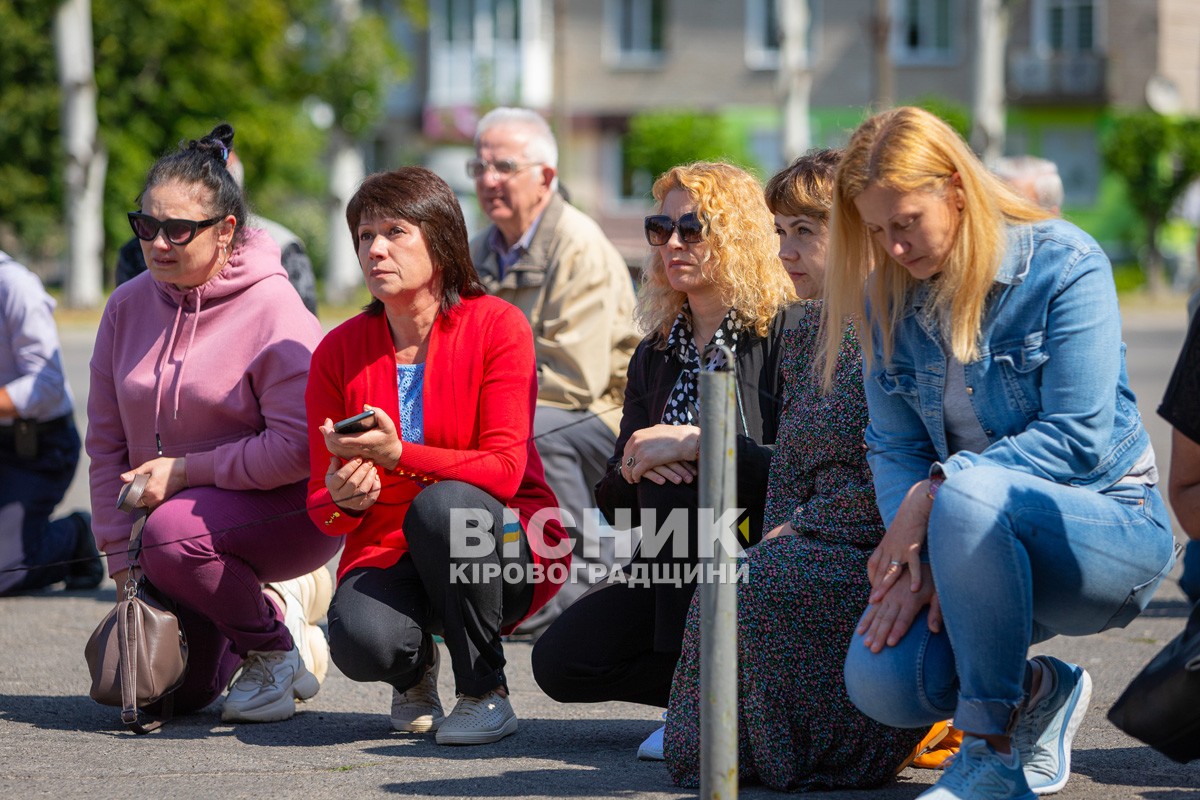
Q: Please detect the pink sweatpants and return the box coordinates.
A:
[137,481,341,713]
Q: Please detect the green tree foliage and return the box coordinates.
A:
[623,110,752,199]
[1101,111,1200,294]
[0,2,63,257]
[0,0,409,279]
[912,96,971,142]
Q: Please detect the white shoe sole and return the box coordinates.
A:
[1031,669,1092,795]
[221,670,320,723]
[435,714,518,745]
[392,713,445,733]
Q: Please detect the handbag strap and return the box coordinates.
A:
[115,474,172,734]
[119,474,150,570]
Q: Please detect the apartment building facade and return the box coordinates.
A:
[373,0,1200,258]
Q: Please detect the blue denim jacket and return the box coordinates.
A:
[864,219,1150,525]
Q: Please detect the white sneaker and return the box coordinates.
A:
[221,646,320,723]
[391,646,445,733]
[435,689,518,745]
[638,713,667,760]
[268,568,333,684]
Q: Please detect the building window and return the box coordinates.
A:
[1033,0,1102,54]
[891,0,955,64]
[429,0,545,110]
[746,0,817,71]
[606,0,666,67]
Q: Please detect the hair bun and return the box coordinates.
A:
[185,122,236,166]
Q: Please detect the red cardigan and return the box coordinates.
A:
[305,294,568,628]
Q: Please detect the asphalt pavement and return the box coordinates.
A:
[2,305,1199,799]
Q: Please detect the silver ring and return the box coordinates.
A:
[888,560,903,568]
[626,456,635,468]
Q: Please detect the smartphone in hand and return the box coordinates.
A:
[333,409,376,434]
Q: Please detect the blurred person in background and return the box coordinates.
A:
[1,249,101,595]
[468,107,640,637]
[993,156,1063,216]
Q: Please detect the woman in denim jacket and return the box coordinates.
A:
[824,107,1177,800]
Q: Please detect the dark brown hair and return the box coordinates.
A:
[346,167,486,315]
[140,123,247,245]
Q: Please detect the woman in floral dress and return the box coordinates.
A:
[664,151,924,790]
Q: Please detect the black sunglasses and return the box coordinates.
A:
[644,212,704,247]
[128,212,223,246]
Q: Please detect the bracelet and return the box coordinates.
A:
[926,476,944,501]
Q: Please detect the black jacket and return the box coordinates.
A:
[595,303,804,531]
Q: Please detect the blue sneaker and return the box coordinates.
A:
[918,736,1036,799]
[637,713,666,760]
[1012,656,1092,795]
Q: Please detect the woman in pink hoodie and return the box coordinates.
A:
[86,124,342,724]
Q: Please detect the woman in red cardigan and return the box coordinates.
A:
[305,167,568,745]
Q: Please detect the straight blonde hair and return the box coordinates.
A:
[638,161,796,342]
[821,107,1051,388]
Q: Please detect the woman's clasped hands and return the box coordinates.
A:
[619,423,700,486]
[858,479,943,653]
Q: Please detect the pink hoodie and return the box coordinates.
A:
[86,228,323,574]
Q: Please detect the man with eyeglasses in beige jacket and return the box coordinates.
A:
[468,107,639,636]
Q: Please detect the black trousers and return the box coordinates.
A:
[532,478,727,709]
[327,481,534,697]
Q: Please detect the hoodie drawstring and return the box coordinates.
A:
[152,287,203,453]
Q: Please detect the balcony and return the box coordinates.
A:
[1007,50,1107,104]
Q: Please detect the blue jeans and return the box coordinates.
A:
[844,466,1176,736]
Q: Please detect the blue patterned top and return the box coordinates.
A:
[396,363,425,444]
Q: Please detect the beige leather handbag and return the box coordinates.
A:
[84,476,188,734]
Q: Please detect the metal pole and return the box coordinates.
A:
[698,345,738,800]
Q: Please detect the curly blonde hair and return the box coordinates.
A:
[821,107,1051,388]
[637,161,796,342]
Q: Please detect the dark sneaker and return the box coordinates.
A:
[1012,656,1092,795]
[918,736,1036,799]
[63,511,104,590]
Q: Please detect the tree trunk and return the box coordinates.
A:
[871,0,893,111]
[54,0,105,307]
[971,0,1007,162]
[323,0,365,306]
[1143,218,1167,296]
[778,0,812,162]
[324,128,366,305]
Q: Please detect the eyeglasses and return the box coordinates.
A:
[644,212,705,247]
[127,212,222,246]
[466,158,542,180]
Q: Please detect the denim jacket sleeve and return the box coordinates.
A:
[864,352,940,527]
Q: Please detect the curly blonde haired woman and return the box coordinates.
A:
[532,161,799,757]
[830,107,1176,800]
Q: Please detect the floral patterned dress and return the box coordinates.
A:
[664,302,925,791]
